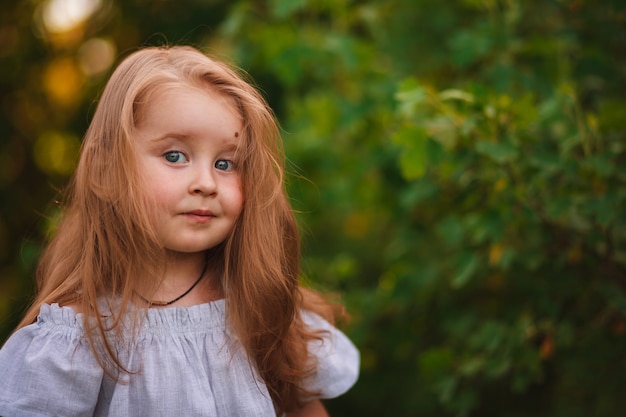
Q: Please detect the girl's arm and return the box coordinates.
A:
[286,400,330,417]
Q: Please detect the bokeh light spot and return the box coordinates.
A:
[78,38,116,77]
[43,57,84,106]
[33,131,80,176]
[41,0,102,33]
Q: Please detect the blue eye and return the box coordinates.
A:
[215,159,234,171]
[164,151,187,164]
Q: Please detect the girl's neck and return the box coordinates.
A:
[163,251,207,281]
[149,251,222,307]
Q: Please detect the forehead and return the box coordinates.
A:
[135,84,242,145]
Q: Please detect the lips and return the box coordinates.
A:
[182,210,216,223]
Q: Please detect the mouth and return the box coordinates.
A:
[182,210,216,223]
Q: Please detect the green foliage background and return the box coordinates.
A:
[1,0,625,415]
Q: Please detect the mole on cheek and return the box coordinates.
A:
[234,132,239,137]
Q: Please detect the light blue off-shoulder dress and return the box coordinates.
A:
[0,300,359,416]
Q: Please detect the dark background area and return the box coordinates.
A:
[1,1,625,415]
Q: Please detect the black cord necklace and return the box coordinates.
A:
[139,262,208,307]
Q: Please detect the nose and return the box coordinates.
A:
[189,164,217,195]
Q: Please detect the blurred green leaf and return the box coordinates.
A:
[475,140,518,164]
[3,1,626,416]
[392,124,428,179]
[451,252,479,289]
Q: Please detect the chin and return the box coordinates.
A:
[169,243,221,253]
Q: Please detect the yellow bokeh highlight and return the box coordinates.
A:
[488,244,504,266]
[494,177,507,192]
[33,131,80,176]
[498,94,511,108]
[42,26,86,48]
[43,57,84,106]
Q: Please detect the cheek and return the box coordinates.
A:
[138,171,173,212]
[139,162,174,197]
[230,184,244,215]
[222,177,244,219]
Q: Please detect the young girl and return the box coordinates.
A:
[0,45,359,416]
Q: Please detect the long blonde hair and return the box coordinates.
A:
[18,45,338,413]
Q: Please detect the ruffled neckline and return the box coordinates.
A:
[38,299,227,333]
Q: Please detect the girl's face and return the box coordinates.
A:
[134,84,244,256]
